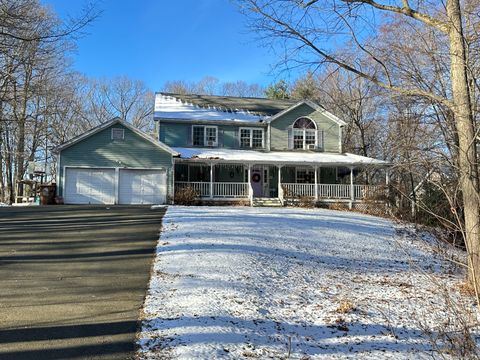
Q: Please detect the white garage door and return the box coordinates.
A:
[64,168,115,204]
[118,169,166,205]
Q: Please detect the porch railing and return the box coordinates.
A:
[214,182,248,198]
[282,183,384,200]
[318,184,351,199]
[176,181,210,197]
[175,182,248,198]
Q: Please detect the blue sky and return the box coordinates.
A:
[42,0,286,91]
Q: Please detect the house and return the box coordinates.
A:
[55,93,389,205]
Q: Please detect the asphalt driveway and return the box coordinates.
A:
[0,205,165,360]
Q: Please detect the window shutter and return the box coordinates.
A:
[234,128,239,148]
[218,129,224,147]
[187,126,193,146]
[287,128,293,149]
[317,130,324,150]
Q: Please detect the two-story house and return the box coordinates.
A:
[156,93,389,206]
[55,92,389,206]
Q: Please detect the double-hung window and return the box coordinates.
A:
[291,117,318,150]
[296,168,315,184]
[192,125,218,147]
[239,128,264,149]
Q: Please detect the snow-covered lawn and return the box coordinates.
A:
[137,206,476,359]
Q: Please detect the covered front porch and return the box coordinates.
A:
[172,147,390,206]
[174,161,389,206]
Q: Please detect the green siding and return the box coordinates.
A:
[270,103,340,152]
[160,122,190,147]
[159,121,267,149]
[59,123,173,197]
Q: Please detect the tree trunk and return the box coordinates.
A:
[447,0,480,286]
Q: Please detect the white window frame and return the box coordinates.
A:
[239,127,264,149]
[192,125,218,147]
[295,167,315,184]
[111,128,125,140]
[292,117,318,150]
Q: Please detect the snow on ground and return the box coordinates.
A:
[137,206,477,359]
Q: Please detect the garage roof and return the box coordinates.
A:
[54,118,178,155]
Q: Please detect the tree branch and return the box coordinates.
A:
[303,0,449,33]
[250,1,453,108]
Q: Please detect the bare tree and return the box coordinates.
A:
[163,76,265,97]
[240,0,480,288]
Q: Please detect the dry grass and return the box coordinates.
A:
[336,300,355,314]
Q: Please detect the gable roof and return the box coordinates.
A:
[157,92,297,117]
[155,93,347,126]
[266,100,347,126]
[54,118,179,155]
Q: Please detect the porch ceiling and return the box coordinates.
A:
[173,147,390,167]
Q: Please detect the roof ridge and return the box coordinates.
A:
[157,91,297,103]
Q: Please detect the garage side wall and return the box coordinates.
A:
[58,124,173,198]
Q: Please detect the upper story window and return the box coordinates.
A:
[240,128,264,149]
[292,117,318,149]
[192,125,218,147]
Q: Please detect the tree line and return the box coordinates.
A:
[0,0,154,203]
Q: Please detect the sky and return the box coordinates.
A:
[41,0,288,91]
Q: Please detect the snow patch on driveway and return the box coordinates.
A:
[137,206,475,359]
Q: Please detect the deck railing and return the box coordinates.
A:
[175,182,248,198]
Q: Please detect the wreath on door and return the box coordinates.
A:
[252,173,261,183]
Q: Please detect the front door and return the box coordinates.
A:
[251,167,263,197]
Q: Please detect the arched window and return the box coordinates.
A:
[292,117,317,149]
[293,117,316,130]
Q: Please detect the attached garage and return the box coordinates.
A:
[118,169,167,205]
[64,168,116,204]
[56,118,177,205]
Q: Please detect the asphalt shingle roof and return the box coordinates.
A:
[158,92,297,116]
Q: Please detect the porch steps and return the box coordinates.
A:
[252,197,283,207]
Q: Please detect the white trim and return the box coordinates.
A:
[339,126,343,153]
[55,118,178,156]
[267,100,347,126]
[62,165,66,198]
[293,116,317,130]
[56,153,61,195]
[114,168,120,204]
[267,123,271,152]
[192,125,218,147]
[239,127,265,149]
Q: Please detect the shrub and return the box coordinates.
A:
[174,186,199,205]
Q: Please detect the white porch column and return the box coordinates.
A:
[314,166,318,201]
[247,164,253,205]
[209,162,214,199]
[349,167,354,209]
[277,165,283,202]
